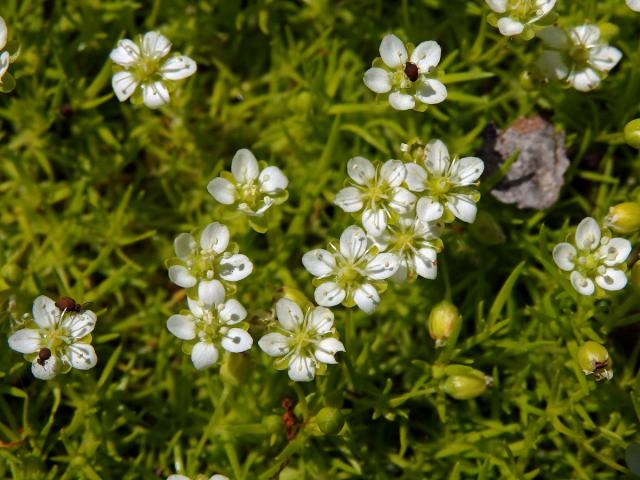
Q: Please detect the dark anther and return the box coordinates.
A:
[404,62,419,82]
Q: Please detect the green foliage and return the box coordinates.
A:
[1,0,639,479]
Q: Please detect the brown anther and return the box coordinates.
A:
[404,62,419,82]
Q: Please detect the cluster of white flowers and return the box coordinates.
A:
[8,296,98,380]
[110,31,197,108]
[166,222,253,369]
[304,139,483,314]
[553,217,631,296]
[0,16,18,91]
[168,474,228,480]
[485,0,556,37]
[363,34,447,111]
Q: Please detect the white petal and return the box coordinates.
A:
[288,355,316,382]
[109,39,140,67]
[569,25,600,48]
[219,299,247,325]
[627,0,640,11]
[210,476,230,480]
[167,314,196,340]
[142,81,170,108]
[570,271,595,296]
[207,177,236,205]
[365,253,399,280]
[302,249,337,277]
[353,284,380,314]
[66,343,97,370]
[575,217,601,251]
[447,194,478,223]
[363,67,392,94]
[221,328,253,353]
[141,31,171,59]
[569,68,601,92]
[198,280,225,307]
[485,0,507,13]
[314,282,347,308]
[187,297,203,318]
[534,0,556,18]
[380,159,406,187]
[416,197,445,222]
[388,91,416,110]
[161,55,197,80]
[168,265,197,288]
[61,311,97,339]
[8,329,41,354]
[111,71,139,102]
[404,163,428,192]
[307,307,334,335]
[410,41,441,72]
[33,295,59,329]
[167,476,190,480]
[276,298,304,331]
[0,51,9,81]
[389,187,417,215]
[497,17,525,36]
[258,332,291,357]
[347,156,376,185]
[552,243,577,271]
[415,78,447,105]
[335,187,364,213]
[174,233,196,260]
[0,16,7,50]
[218,254,253,281]
[258,166,288,193]
[191,342,219,369]
[379,34,408,68]
[339,225,368,262]
[537,26,569,49]
[200,222,230,254]
[537,51,569,80]
[450,157,484,186]
[362,208,387,236]
[31,355,58,380]
[425,139,451,175]
[231,149,259,183]
[596,268,628,291]
[600,238,632,266]
[589,46,622,73]
[314,338,345,365]
[414,248,438,279]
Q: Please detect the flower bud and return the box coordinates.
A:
[577,341,613,381]
[428,301,461,347]
[624,119,640,149]
[604,202,640,234]
[315,407,345,435]
[220,353,251,387]
[631,262,640,294]
[442,365,491,400]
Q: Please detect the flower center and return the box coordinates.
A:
[339,266,360,283]
[404,62,419,82]
[509,0,537,19]
[570,45,590,65]
[429,176,451,197]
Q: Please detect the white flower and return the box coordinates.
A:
[485,0,556,37]
[7,296,98,380]
[334,156,416,236]
[258,298,345,382]
[167,280,252,370]
[110,31,197,109]
[168,475,228,480]
[168,222,253,290]
[372,216,443,283]
[537,25,622,92]
[404,139,484,223]
[207,149,289,218]
[553,217,631,296]
[0,16,15,88]
[627,0,640,12]
[363,34,447,111]
[302,225,399,314]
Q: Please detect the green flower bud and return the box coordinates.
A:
[428,301,461,348]
[468,211,506,246]
[443,366,491,400]
[604,202,640,234]
[220,353,251,387]
[315,407,345,435]
[577,341,613,381]
[262,414,282,434]
[624,119,640,149]
[631,262,640,294]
